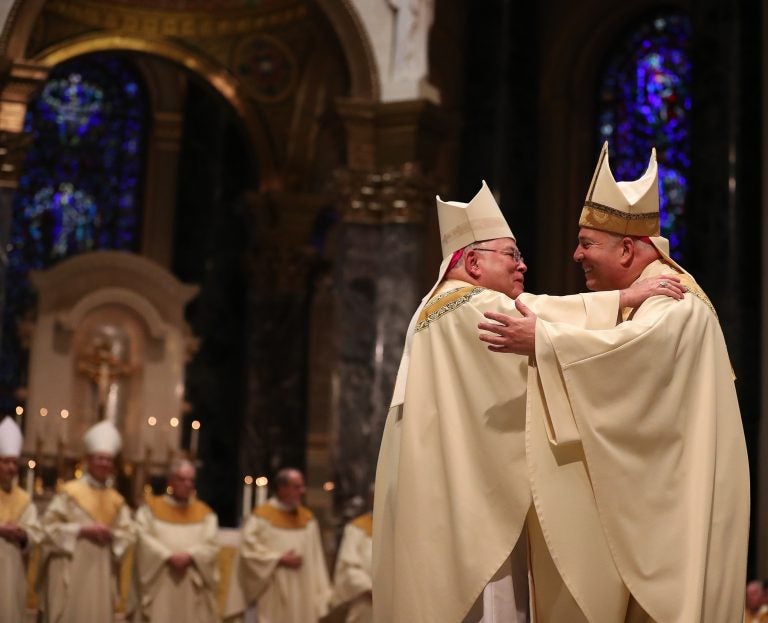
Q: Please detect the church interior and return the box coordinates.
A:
[0,0,765,616]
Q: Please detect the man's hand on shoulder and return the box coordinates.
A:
[620,275,684,308]
[478,298,537,356]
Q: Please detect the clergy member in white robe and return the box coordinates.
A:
[0,416,42,623]
[373,181,679,623]
[38,420,134,623]
[479,143,750,622]
[133,458,220,622]
[238,467,331,623]
[331,511,372,623]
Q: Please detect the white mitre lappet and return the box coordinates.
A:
[0,416,23,457]
[580,141,686,274]
[390,180,515,407]
[83,420,122,456]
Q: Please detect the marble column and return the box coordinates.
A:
[331,165,434,518]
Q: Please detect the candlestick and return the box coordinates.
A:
[60,409,69,450]
[255,476,268,506]
[26,460,35,496]
[190,420,201,457]
[242,476,254,519]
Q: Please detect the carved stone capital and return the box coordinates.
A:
[332,163,436,225]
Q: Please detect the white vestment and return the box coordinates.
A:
[373,280,621,622]
[238,498,331,623]
[332,513,373,623]
[38,476,134,623]
[133,495,220,622]
[0,485,41,623]
[526,260,749,622]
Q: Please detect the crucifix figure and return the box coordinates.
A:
[76,331,137,423]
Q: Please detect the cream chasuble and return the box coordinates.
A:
[38,476,134,623]
[528,260,749,622]
[332,512,373,623]
[238,499,331,623]
[133,495,220,623]
[0,485,41,623]
[373,280,621,623]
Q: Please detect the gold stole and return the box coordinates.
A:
[253,503,313,529]
[60,479,124,525]
[145,495,211,524]
[0,485,30,523]
[351,512,373,537]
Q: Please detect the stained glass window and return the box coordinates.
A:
[0,54,147,411]
[597,12,692,260]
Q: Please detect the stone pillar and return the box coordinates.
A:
[141,109,184,268]
[0,59,49,346]
[330,164,434,519]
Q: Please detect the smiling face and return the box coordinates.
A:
[470,237,527,299]
[572,227,627,291]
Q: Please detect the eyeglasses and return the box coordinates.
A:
[473,247,524,263]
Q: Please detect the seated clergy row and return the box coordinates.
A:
[0,416,372,623]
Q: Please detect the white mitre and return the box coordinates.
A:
[580,141,685,273]
[83,420,122,456]
[0,416,22,457]
[390,180,515,407]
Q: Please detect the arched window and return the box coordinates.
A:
[597,12,692,260]
[0,54,147,410]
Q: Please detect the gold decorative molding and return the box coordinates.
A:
[0,130,32,189]
[44,0,308,39]
[0,60,49,133]
[333,163,435,225]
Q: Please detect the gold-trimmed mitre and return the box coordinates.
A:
[437,180,515,258]
[579,142,660,236]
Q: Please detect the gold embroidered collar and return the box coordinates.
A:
[145,494,212,524]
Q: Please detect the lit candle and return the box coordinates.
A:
[15,405,23,427]
[60,409,69,449]
[242,476,254,519]
[255,476,268,506]
[26,460,36,496]
[190,420,201,457]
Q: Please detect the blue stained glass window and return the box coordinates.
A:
[0,54,147,411]
[597,13,692,259]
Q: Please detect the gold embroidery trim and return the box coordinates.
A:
[145,495,212,524]
[0,485,30,523]
[59,479,124,525]
[351,512,373,537]
[416,286,485,332]
[579,204,659,236]
[253,503,313,530]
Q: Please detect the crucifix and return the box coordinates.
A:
[76,335,137,422]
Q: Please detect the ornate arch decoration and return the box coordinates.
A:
[30,33,279,188]
[316,0,379,100]
[56,287,168,341]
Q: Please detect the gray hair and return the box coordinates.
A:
[167,458,196,479]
